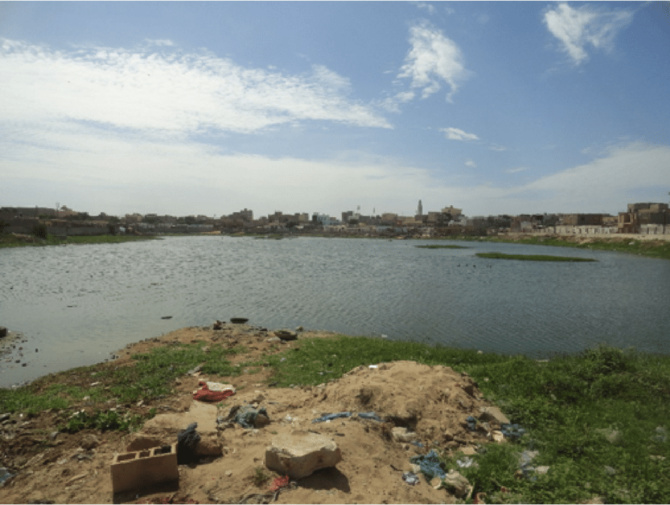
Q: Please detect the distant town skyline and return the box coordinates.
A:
[1,2,669,218]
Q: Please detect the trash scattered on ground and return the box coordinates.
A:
[501,423,526,441]
[515,449,549,480]
[312,411,352,423]
[466,416,478,431]
[409,449,446,481]
[443,469,473,498]
[193,381,235,402]
[177,423,200,464]
[653,426,667,443]
[268,475,290,492]
[187,365,202,376]
[456,456,475,468]
[357,411,384,422]
[0,467,13,486]
[227,405,270,429]
[402,472,419,485]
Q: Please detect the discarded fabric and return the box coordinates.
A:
[402,472,419,485]
[357,412,384,422]
[177,423,200,464]
[410,450,446,481]
[233,405,270,429]
[312,412,352,423]
[193,381,236,403]
[466,416,477,431]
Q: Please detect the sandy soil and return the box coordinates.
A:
[0,325,510,504]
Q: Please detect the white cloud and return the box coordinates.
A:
[442,127,479,142]
[397,22,468,102]
[0,37,390,139]
[465,160,477,168]
[416,3,435,15]
[505,167,528,174]
[544,3,634,65]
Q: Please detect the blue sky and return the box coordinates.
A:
[1,1,669,218]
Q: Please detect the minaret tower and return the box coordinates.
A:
[417,199,423,216]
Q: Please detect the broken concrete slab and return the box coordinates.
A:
[136,401,222,457]
[264,431,342,479]
[478,406,510,426]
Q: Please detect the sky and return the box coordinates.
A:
[1,1,669,219]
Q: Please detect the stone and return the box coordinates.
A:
[275,330,298,341]
[79,434,100,450]
[265,431,342,479]
[478,406,510,426]
[392,426,417,443]
[442,469,472,498]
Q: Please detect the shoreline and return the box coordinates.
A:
[2,230,669,260]
[0,324,669,504]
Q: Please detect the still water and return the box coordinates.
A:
[1,236,669,387]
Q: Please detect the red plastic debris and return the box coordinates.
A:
[269,475,290,492]
[192,382,235,402]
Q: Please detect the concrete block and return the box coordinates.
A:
[265,431,341,479]
[478,406,510,426]
[111,443,179,494]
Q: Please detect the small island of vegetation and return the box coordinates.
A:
[415,244,468,249]
[476,252,598,262]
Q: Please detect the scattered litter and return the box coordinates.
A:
[402,471,419,485]
[231,405,270,429]
[312,412,352,423]
[187,365,202,376]
[193,381,235,402]
[456,456,475,468]
[465,416,477,431]
[409,449,446,481]
[501,423,526,441]
[357,411,384,422]
[269,475,290,492]
[410,440,425,448]
[653,426,667,443]
[369,365,378,369]
[177,423,200,465]
[0,467,13,486]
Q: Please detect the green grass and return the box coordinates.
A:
[0,233,157,248]
[459,235,670,261]
[0,341,246,431]
[476,252,597,262]
[264,337,670,503]
[3,332,669,501]
[415,244,469,249]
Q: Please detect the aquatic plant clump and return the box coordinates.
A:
[476,252,597,262]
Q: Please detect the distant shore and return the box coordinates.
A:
[2,230,669,260]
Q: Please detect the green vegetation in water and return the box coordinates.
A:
[415,244,468,249]
[476,252,597,262]
[264,337,670,503]
[0,233,158,248]
[454,235,670,261]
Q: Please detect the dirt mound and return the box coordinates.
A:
[318,361,483,442]
[0,327,506,504]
